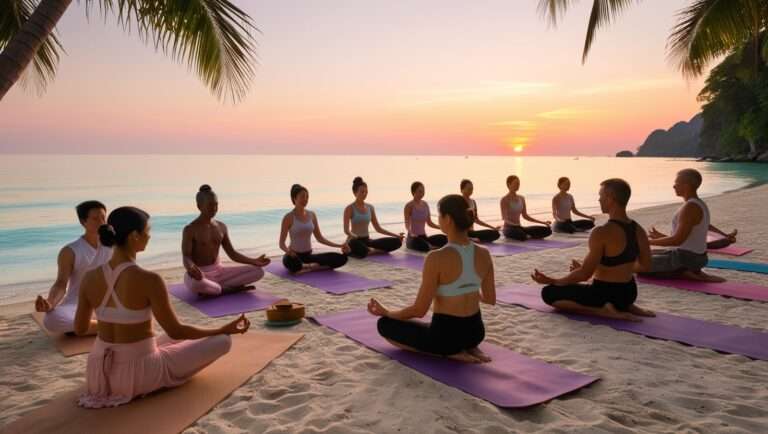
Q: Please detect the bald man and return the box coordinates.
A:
[644,169,724,282]
[182,184,270,296]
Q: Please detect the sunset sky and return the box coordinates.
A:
[0,0,708,155]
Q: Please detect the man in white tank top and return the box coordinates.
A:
[644,169,725,282]
[35,201,113,334]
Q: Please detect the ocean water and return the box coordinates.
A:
[1,155,765,303]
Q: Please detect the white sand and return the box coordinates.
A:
[2,185,767,433]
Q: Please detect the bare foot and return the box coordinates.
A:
[466,347,492,363]
[602,303,641,322]
[681,270,726,283]
[628,304,655,317]
[447,351,483,363]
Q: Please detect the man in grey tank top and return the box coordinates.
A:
[643,169,725,282]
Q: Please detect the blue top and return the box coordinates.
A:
[436,242,482,297]
[351,204,371,225]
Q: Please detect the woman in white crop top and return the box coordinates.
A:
[552,177,595,234]
[75,207,249,408]
[500,175,552,241]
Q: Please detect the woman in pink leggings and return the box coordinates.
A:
[74,206,250,408]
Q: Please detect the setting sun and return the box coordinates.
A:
[513,144,525,152]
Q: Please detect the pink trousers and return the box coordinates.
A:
[184,263,265,296]
[78,334,231,408]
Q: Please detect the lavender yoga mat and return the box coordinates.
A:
[637,276,768,302]
[265,263,391,295]
[366,253,425,271]
[496,284,768,360]
[512,239,581,250]
[481,242,535,257]
[168,283,282,318]
[312,309,598,408]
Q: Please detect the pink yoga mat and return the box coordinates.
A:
[497,284,768,360]
[637,276,768,302]
[312,309,598,408]
[707,233,753,256]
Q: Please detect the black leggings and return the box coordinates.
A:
[541,279,638,311]
[503,224,552,241]
[348,236,402,258]
[468,229,500,243]
[406,234,448,252]
[377,311,485,356]
[282,251,348,273]
[553,219,595,234]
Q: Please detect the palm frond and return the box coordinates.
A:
[0,0,63,95]
[88,0,258,103]
[668,0,764,78]
[538,0,640,62]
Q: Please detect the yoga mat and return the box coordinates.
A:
[514,239,581,250]
[637,276,768,302]
[366,253,425,271]
[0,332,303,434]
[482,242,535,257]
[31,312,94,357]
[708,245,754,256]
[706,259,768,274]
[265,263,391,295]
[168,283,283,318]
[707,233,753,256]
[312,309,598,408]
[496,284,768,360]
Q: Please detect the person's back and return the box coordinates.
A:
[431,242,491,317]
[75,206,248,408]
[592,219,643,284]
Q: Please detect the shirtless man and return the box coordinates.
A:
[532,178,655,321]
[552,177,596,233]
[35,201,112,334]
[182,185,270,296]
[644,169,724,282]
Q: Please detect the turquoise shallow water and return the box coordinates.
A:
[1,155,765,303]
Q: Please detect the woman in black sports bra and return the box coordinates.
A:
[532,179,655,321]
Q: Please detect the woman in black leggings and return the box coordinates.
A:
[552,177,595,233]
[459,179,501,243]
[279,184,350,273]
[368,194,496,363]
[344,177,404,258]
[500,175,552,241]
[404,181,448,252]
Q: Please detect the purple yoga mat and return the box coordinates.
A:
[168,283,282,318]
[514,239,581,250]
[312,309,598,408]
[366,253,425,271]
[497,284,768,360]
[637,276,768,302]
[482,242,535,257]
[265,263,391,295]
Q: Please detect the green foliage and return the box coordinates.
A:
[699,33,768,155]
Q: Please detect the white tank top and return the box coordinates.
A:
[671,198,710,254]
[507,196,523,225]
[61,237,113,305]
[554,194,573,222]
[289,212,315,253]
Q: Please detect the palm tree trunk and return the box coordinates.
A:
[0,0,72,101]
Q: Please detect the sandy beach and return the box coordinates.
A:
[1,184,767,433]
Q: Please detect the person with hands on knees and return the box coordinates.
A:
[344,177,404,258]
[532,179,654,321]
[500,175,552,241]
[279,184,350,274]
[36,200,112,335]
[75,206,249,408]
[368,194,496,363]
[182,185,269,296]
[552,177,596,234]
[404,181,448,252]
[644,169,724,282]
[459,179,501,243]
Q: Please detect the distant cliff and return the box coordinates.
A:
[636,114,703,157]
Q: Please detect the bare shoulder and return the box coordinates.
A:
[129,266,165,291]
[473,243,491,259]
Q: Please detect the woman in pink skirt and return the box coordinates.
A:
[74,206,250,408]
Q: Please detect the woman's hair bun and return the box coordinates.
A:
[199,184,212,192]
[353,177,364,185]
[98,224,117,247]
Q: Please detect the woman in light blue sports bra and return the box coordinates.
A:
[367,194,496,363]
[343,176,404,258]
